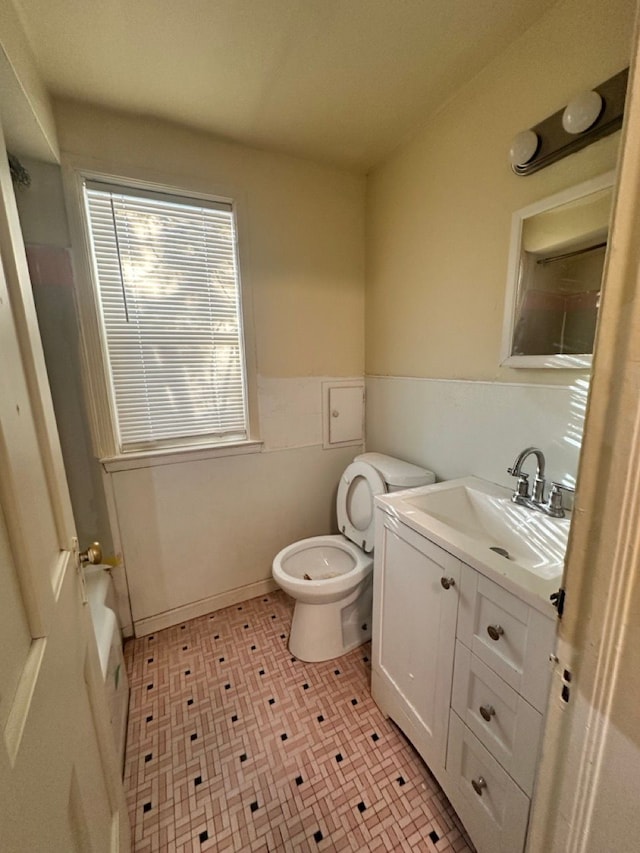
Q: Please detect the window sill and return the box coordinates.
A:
[100,440,263,473]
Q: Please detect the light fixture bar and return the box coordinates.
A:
[512,68,628,176]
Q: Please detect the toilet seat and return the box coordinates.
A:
[336,460,386,553]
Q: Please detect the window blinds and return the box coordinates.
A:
[84,182,247,452]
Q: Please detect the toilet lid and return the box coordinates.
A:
[336,461,386,553]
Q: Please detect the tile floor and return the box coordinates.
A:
[124,591,474,852]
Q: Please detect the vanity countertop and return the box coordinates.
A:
[375,476,569,616]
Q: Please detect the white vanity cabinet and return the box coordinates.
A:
[371,508,557,853]
[371,514,461,772]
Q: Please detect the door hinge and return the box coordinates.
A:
[561,666,572,703]
[550,587,565,618]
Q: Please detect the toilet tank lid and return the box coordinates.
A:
[354,452,435,488]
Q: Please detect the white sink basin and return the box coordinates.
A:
[377,477,570,602]
[404,483,569,579]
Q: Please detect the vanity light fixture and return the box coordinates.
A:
[509,68,628,176]
[562,90,603,134]
[509,130,539,167]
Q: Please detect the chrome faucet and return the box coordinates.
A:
[508,446,547,503]
[507,447,573,517]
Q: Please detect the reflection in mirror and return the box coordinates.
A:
[501,172,614,368]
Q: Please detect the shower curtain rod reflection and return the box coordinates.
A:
[537,241,607,265]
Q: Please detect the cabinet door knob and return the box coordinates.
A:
[487,624,504,641]
[440,577,456,590]
[479,704,496,722]
[472,776,487,796]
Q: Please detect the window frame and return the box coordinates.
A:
[64,162,260,467]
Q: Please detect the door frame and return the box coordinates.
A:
[528,8,640,851]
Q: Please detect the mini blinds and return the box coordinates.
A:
[84,181,248,452]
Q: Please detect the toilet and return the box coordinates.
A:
[272,452,435,662]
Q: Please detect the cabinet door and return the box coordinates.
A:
[372,517,460,771]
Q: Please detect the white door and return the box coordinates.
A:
[0,120,130,851]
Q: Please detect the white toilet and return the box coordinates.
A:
[272,452,435,662]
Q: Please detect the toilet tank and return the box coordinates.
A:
[355,452,435,492]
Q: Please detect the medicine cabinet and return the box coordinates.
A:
[501,171,614,368]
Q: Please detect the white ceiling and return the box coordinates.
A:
[13,0,558,171]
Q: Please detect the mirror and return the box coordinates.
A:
[501,172,614,368]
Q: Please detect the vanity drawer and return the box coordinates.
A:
[452,642,542,795]
[446,711,530,853]
[458,564,555,711]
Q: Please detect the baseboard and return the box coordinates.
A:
[133,578,279,636]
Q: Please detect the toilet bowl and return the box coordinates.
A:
[272,452,435,662]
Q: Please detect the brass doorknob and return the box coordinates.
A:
[79,541,102,565]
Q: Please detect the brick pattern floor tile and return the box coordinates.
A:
[124,591,474,852]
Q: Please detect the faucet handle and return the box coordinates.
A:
[551,481,575,493]
[512,473,530,498]
[547,482,574,517]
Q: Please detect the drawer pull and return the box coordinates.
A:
[440,577,456,590]
[487,624,504,641]
[472,776,487,796]
[479,704,496,722]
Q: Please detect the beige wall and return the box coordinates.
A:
[14,159,115,557]
[366,0,635,382]
[0,1,58,161]
[55,99,365,379]
[40,102,366,634]
[111,444,357,632]
[25,0,634,635]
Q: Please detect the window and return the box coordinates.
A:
[83,181,248,454]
